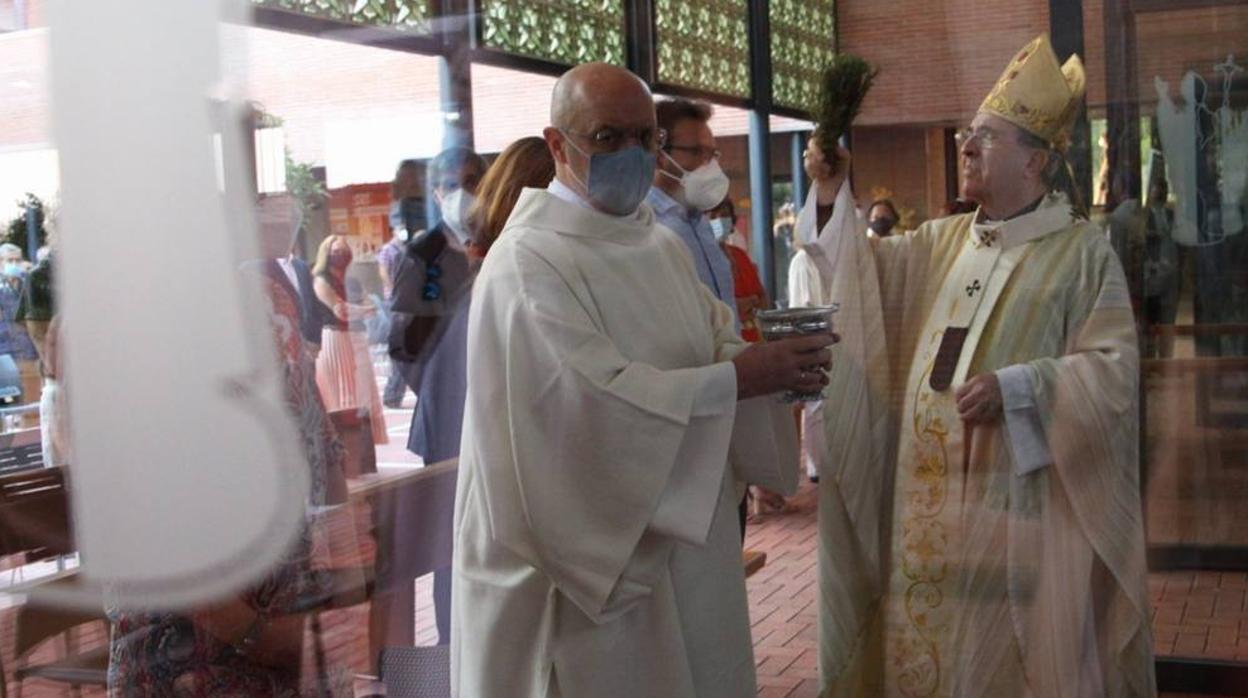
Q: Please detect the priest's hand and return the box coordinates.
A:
[804,139,851,206]
[956,373,1003,424]
[733,333,838,401]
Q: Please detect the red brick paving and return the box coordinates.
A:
[744,481,1248,696]
[1149,570,1248,662]
[745,483,821,697]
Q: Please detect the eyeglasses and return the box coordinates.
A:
[663,143,721,163]
[565,126,666,153]
[955,127,1002,150]
[422,262,442,301]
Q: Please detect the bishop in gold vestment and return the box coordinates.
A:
[809,35,1155,697]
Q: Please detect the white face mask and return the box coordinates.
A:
[708,218,733,241]
[440,188,475,245]
[662,153,730,212]
[394,227,410,242]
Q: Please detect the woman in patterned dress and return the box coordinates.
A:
[107,235,346,696]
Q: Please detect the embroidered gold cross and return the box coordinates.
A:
[966,279,982,297]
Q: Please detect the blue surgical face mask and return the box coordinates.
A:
[561,131,657,216]
[2,262,22,278]
[708,218,733,241]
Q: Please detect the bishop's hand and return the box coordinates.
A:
[733,333,838,401]
[956,373,1003,424]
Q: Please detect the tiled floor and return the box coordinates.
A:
[1149,569,1248,660]
[742,479,1248,696]
[744,484,822,697]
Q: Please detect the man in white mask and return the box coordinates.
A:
[388,146,484,374]
[431,150,482,249]
[378,145,485,653]
[646,98,738,328]
[451,62,836,698]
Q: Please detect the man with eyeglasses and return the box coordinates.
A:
[647,98,737,327]
[451,62,836,698]
[808,35,1153,696]
[649,97,783,544]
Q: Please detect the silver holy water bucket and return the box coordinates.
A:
[755,305,839,402]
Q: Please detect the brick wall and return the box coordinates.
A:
[847,125,933,226]
[1083,0,1107,108]
[841,0,1247,125]
[1132,5,1248,109]
[26,0,45,26]
[233,25,442,172]
[1084,0,1248,112]
[838,0,1051,127]
[836,0,1246,221]
[0,29,49,147]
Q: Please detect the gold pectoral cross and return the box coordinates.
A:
[975,227,1000,248]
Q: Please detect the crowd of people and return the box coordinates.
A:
[0,236,62,461]
[58,30,1162,698]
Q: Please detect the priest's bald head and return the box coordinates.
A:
[542,63,661,216]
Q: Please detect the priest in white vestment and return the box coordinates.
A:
[451,63,837,698]
[808,35,1155,697]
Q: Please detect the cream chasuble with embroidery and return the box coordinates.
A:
[806,185,1155,698]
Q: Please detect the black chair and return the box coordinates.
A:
[0,467,71,569]
[0,428,44,478]
[10,580,109,698]
[0,468,109,697]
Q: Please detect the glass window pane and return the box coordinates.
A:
[471,63,555,154]
[479,0,625,66]
[654,0,751,99]
[770,0,836,111]
[252,0,432,32]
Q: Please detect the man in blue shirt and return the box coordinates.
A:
[646,98,738,328]
[648,99,762,542]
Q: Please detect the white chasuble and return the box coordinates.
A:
[451,189,798,698]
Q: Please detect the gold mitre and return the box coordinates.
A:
[979,34,1086,149]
